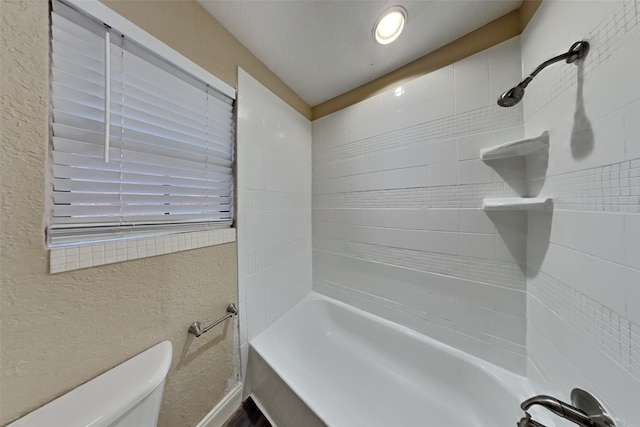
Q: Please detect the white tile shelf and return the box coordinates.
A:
[482,197,554,212]
[480,131,549,161]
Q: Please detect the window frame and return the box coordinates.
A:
[61,0,235,100]
[48,0,237,272]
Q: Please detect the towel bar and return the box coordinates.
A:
[188,303,238,337]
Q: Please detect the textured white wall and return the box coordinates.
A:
[312,38,531,374]
[236,69,313,375]
[522,1,640,425]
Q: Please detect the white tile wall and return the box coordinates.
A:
[522,0,640,423]
[319,240,525,290]
[234,0,638,411]
[237,69,312,377]
[313,38,529,373]
[49,228,236,273]
[314,102,524,167]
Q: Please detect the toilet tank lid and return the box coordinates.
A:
[8,340,173,427]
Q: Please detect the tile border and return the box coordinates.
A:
[49,228,236,274]
[530,270,640,382]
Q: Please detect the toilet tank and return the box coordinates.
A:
[8,341,173,427]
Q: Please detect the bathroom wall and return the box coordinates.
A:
[312,37,531,374]
[236,69,313,376]
[521,0,640,424]
[0,1,305,425]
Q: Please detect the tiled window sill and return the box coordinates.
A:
[49,228,236,274]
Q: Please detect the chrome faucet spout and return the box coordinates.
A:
[521,395,593,427]
[521,395,564,415]
[518,389,615,427]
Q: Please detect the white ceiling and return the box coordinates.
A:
[199,0,522,106]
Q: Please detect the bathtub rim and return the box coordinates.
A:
[249,291,558,426]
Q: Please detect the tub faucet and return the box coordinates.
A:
[517,389,615,427]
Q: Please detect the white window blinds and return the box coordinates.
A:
[49,1,234,246]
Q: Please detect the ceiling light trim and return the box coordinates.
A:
[373,6,407,45]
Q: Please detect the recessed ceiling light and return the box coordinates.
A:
[374,6,407,45]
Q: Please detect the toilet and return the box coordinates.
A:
[8,341,172,427]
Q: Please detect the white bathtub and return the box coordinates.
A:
[246,292,556,427]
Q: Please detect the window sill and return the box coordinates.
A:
[49,228,236,274]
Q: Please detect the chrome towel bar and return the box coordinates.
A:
[188,303,238,337]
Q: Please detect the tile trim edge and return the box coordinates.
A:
[49,228,236,274]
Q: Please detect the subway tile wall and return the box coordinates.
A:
[237,69,312,376]
[312,37,530,374]
[522,0,640,424]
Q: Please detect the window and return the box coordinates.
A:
[49,0,235,247]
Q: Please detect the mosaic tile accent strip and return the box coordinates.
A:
[313,103,523,166]
[541,159,640,213]
[530,270,640,381]
[314,240,525,290]
[50,227,236,274]
[526,0,640,116]
[312,159,640,212]
[313,181,522,210]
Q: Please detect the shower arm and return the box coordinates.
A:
[497,41,589,108]
[519,52,574,88]
[517,41,590,89]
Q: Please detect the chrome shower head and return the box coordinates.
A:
[497,40,590,108]
[497,85,525,107]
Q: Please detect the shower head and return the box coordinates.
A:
[497,40,590,107]
[497,85,526,107]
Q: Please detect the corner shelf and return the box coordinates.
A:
[482,197,553,213]
[480,131,549,161]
